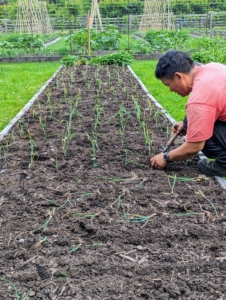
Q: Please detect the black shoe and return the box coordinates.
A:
[198,159,226,177]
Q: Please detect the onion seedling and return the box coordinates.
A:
[0,278,30,300]
[45,89,51,105]
[33,199,72,232]
[62,104,77,156]
[112,187,130,212]
[55,78,60,87]
[195,188,218,217]
[89,175,132,182]
[119,102,126,140]
[70,243,82,253]
[27,130,37,168]
[0,143,6,162]
[70,211,100,219]
[18,118,25,138]
[123,213,156,223]
[167,173,177,195]
[132,96,142,122]
[153,109,167,132]
[164,174,199,196]
[141,121,152,155]
[85,242,105,247]
[34,209,55,232]
[70,242,104,253]
[166,174,209,183]
[96,78,102,90]
[39,116,46,135]
[49,102,59,120]
[107,67,111,84]
[63,83,68,100]
[170,211,202,217]
[86,132,99,166]
[58,270,69,277]
[124,149,147,168]
[73,191,94,201]
[69,71,74,83]
[94,102,103,130]
[115,68,122,84]
[31,235,48,249]
[112,193,124,212]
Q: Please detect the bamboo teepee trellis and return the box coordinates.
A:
[139,0,175,31]
[90,0,103,31]
[16,0,53,34]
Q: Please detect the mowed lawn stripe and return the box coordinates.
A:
[0,62,61,131]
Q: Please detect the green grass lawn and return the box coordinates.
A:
[130,60,188,121]
[0,62,61,131]
[43,37,69,55]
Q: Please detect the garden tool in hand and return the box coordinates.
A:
[162,132,179,153]
[162,123,186,153]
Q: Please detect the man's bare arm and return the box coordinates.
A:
[150,141,205,169]
[168,141,205,161]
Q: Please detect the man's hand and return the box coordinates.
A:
[172,122,185,136]
[150,153,167,170]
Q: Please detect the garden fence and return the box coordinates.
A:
[1,0,226,35]
[1,12,226,34]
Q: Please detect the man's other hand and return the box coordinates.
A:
[150,153,167,169]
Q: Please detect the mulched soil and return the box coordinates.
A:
[0,65,226,300]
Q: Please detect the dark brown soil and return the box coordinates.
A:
[0,65,226,300]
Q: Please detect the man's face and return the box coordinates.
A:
[161,73,190,97]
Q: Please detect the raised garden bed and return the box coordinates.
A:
[0,53,162,63]
[0,65,226,299]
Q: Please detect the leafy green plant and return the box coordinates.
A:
[0,34,45,56]
[60,54,78,66]
[145,29,190,52]
[90,51,134,66]
[130,41,152,54]
[65,28,97,54]
[189,35,226,64]
[18,34,44,50]
[95,26,121,50]
[65,26,121,54]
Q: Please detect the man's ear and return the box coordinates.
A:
[174,72,183,80]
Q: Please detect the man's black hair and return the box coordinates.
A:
[155,51,195,80]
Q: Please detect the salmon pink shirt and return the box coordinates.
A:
[186,62,226,142]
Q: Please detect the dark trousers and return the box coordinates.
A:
[183,116,226,169]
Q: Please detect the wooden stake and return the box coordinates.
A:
[90,0,103,31]
[87,12,91,56]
